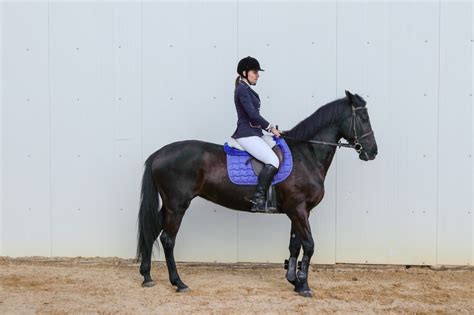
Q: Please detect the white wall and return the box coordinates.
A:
[334,1,472,266]
[436,1,472,266]
[1,0,472,266]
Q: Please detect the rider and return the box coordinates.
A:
[231,56,282,212]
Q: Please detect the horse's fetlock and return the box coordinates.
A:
[297,269,307,281]
[170,277,181,286]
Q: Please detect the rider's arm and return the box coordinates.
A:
[237,89,272,130]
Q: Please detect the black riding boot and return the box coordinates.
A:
[248,164,279,213]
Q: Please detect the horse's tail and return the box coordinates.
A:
[135,154,163,263]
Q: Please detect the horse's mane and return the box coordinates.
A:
[284,97,349,140]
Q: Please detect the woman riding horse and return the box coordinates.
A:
[232,56,282,213]
[135,62,378,297]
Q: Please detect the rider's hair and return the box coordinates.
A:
[234,76,241,88]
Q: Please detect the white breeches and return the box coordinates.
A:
[235,135,280,169]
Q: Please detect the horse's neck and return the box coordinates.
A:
[305,124,341,179]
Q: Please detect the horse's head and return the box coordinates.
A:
[340,90,378,161]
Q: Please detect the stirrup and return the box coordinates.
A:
[245,196,268,213]
[249,199,277,213]
[251,203,268,213]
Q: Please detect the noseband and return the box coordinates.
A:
[281,106,374,154]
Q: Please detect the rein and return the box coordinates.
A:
[280,106,373,154]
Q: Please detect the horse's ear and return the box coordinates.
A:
[345,90,354,104]
[355,94,367,107]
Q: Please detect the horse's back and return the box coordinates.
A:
[157,139,223,155]
[149,139,224,170]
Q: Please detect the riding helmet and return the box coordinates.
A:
[237,56,265,77]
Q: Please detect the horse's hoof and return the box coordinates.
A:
[297,290,313,298]
[176,286,191,293]
[286,272,296,283]
[286,278,296,286]
[142,280,155,288]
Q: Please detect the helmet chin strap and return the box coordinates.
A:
[241,73,255,85]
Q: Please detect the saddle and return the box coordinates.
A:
[223,136,293,213]
[251,146,283,175]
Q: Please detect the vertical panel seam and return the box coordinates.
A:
[435,0,441,266]
[334,0,338,263]
[469,0,474,266]
[0,2,3,256]
[140,2,144,167]
[236,0,239,263]
[139,0,148,259]
[140,0,147,258]
[48,0,53,257]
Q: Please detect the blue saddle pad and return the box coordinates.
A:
[223,136,293,185]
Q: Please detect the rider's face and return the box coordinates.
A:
[244,70,259,85]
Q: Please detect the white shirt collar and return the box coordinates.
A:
[240,79,252,87]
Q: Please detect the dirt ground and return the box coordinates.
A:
[0,257,472,314]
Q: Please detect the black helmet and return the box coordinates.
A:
[237,56,264,77]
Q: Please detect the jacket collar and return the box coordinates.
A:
[239,80,260,99]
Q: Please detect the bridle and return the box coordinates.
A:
[281,106,374,154]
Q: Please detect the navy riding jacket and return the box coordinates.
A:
[231,80,271,139]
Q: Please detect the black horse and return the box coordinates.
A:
[136,90,377,297]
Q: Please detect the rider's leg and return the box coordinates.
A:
[262,134,277,148]
[235,136,280,168]
[250,163,278,211]
[235,136,280,211]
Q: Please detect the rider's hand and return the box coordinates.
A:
[271,127,281,138]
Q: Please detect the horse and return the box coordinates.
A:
[135,90,378,297]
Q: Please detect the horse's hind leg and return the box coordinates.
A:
[285,224,302,286]
[139,209,163,287]
[160,201,191,293]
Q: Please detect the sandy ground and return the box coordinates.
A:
[0,257,472,314]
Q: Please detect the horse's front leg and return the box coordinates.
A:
[287,205,314,297]
[285,224,301,286]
